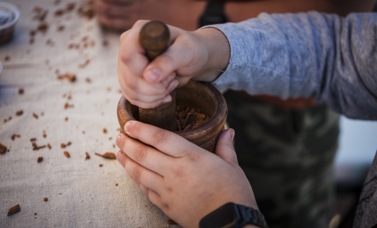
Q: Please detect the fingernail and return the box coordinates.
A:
[146,68,161,82]
[230,129,235,141]
[124,121,133,134]
[116,134,124,145]
[171,80,179,90]
[162,95,172,104]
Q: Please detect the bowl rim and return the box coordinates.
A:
[0,1,20,30]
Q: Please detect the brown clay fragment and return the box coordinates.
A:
[37,157,43,163]
[33,113,39,119]
[18,88,24,94]
[43,197,48,201]
[60,143,66,148]
[32,143,46,151]
[95,152,116,159]
[30,138,37,142]
[11,134,21,141]
[0,143,7,154]
[7,204,20,216]
[64,151,70,158]
[16,110,23,116]
[99,164,103,167]
[47,144,51,149]
[85,152,90,160]
[43,130,47,138]
[103,128,107,134]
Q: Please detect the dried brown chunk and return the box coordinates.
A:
[43,197,48,201]
[78,1,94,20]
[103,128,107,134]
[16,110,23,116]
[60,143,66,148]
[175,105,209,131]
[115,183,118,186]
[32,143,46,151]
[64,151,70,158]
[11,134,21,141]
[65,117,68,121]
[47,144,51,149]
[66,3,76,11]
[54,9,64,16]
[85,152,90,160]
[37,22,49,33]
[4,55,10,61]
[18,88,24,94]
[67,141,71,146]
[57,25,65,31]
[0,143,7,154]
[30,138,36,142]
[43,130,47,138]
[95,152,116,159]
[99,164,103,167]
[57,73,76,82]
[79,59,90,68]
[37,157,43,163]
[33,113,39,119]
[64,102,74,109]
[7,204,20,216]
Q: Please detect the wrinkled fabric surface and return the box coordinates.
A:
[0,0,175,227]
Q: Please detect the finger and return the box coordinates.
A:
[130,173,162,207]
[215,129,238,165]
[119,30,149,77]
[94,0,132,16]
[119,79,176,104]
[118,63,176,96]
[143,27,201,84]
[116,149,165,193]
[116,134,175,176]
[123,121,202,158]
[97,14,130,31]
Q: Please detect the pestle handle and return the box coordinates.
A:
[138,21,177,131]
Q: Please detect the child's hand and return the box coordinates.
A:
[115,121,258,227]
[118,20,230,108]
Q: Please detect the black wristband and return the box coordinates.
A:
[199,1,228,27]
[199,202,268,228]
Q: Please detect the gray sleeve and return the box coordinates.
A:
[208,12,377,120]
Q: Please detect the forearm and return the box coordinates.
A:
[210,12,377,120]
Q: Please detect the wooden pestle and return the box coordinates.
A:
[138,21,177,131]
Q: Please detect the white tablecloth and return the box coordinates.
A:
[0,0,177,227]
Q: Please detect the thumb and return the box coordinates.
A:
[215,128,238,165]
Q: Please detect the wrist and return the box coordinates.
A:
[199,202,268,228]
[194,27,230,82]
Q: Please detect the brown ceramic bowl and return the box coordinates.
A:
[117,81,228,153]
[0,2,20,44]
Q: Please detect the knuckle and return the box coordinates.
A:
[153,130,170,148]
[134,145,148,163]
[134,20,148,28]
[131,165,142,181]
[170,163,183,178]
[120,52,132,64]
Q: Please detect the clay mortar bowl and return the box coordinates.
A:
[117,80,227,153]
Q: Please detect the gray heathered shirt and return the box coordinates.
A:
[208,12,377,228]
[209,12,377,120]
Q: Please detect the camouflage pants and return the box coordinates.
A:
[224,90,340,228]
